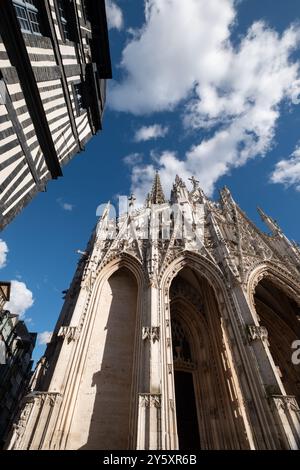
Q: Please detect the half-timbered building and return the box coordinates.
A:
[0,0,111,229]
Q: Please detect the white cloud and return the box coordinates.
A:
[57,198,74,211]
[110,0,300,195]
[123,152,143,166]
[62,203,74,211]
[270,145,300,191]
[37,331,52,346]
[0,239,8,269]
[134,124,169,142]
[105,0,123,30]
[109,0,236,114]
[5,280,34,318]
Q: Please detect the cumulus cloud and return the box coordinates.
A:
[109,0,236,114]
[0,239,8,269]
[62,203,73,211]
[123,152,144,166]
[105,0,123,30]
[110,0,300,196]
[5,280,34,318]
[134,124,169,142]
[37,331,52,346]
[57,198,74,211]
[270,145,300,191]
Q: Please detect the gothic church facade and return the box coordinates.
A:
[6,174,300,450]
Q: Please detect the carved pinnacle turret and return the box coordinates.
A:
[148,171,166,205]
[258,207,281,234]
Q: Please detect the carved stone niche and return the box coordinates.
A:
[139,393,161,408]
[247,325,269,344]
[142,326,160,343]
[272,395,300,413]
[58,326,80,343]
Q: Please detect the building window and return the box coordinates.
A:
[73,82,85,116]
[82,0,91,23]
[57,0,71,41]
[13,0,42,35]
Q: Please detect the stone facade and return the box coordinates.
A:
[6,175,300,450]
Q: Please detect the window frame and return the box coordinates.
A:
[81,0,91,24]
[72,80,86,117]
[57,0,71,41]
[13,0,42,36]
[55,0,79,44]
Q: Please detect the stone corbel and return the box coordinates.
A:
[272,395,300,413]
[58,326,80,342]
[247,325,269,344]
[142,326,160,343]
[139,393,161,408]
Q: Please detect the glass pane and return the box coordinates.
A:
[28,10,41,34]
[74,84,84,112]
[58,0,71,40]
[14,2,42,35]
[14,5,31,33]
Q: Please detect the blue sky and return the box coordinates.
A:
[0,0,300,362]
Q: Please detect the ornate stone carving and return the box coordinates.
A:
[272,395,300,413]
[170,276,203,312]
[142,326,160,343]
[29,356,49,390]
[139,394,161,408]
[58,326,80,342]
[171,316,196,371]
[9,392,62,449]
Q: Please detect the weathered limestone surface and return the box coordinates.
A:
[6,175,300,450]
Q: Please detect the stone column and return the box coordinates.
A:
[231,284,293,448]
[136,282,162,449]
[272,396,300,449]
[160,285,178,450]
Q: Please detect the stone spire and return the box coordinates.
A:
[258,207,281,234]
[148,171,166,205]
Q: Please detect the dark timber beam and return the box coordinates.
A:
[0,0,62,179]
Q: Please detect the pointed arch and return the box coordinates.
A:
[160,250,253,450]
[94,252,145,290]
[247,261,300,406]
[246,261,300,312]
[65,254,145,449]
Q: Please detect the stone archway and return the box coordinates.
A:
[254,276,300,404]
[169,266,249,450]
[69,266,139,449]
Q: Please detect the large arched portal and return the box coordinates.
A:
[169,267,249,450]
[254,277,300,404]
[71,267,138,449]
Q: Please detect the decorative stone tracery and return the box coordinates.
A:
[6,174,300,450]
